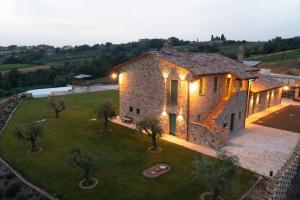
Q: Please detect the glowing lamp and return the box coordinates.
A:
[179,74,186,81]
[227,74,232,78]
[189,81,197,93]
[177,114,183,121]
[111,73,118,79]
[161,111,167,117]
[283,86,289,91]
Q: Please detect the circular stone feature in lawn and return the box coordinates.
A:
[26,148,43,154]
[147,146,162,153]
[200,192,225,200]
[143,163,171,178]
[79,178,99,189]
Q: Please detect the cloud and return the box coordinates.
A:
[0,0,299,46]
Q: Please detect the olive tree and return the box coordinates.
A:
[95,99,117,133]
[68,147,105,187]
[48,97,66,119]
[14,123,43,152]
[136,117,162,151]
[193,149,239,200]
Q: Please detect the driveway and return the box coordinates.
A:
[253,105,300,133]
[225,123,299,176]
[225,100,300,176]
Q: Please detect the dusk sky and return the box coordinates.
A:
[0,0,299,46]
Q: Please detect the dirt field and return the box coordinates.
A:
[258,60,300,75]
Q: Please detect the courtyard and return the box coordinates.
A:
[225,99,300,176]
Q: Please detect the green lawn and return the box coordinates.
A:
[246,48,300,62]
[0,91,255,200]
[0,63,33,71]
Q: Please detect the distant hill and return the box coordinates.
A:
[246,49,300,75]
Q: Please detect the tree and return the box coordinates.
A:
[211,34,214,41]
[48,97,66,119]
[95,99,117,133]
[54,75,67,86]
[193,149,239,200]
[68,147,105,187]
[136,117,162,151]
[14,123,43,152]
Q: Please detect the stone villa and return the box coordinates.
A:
[113,48,285,148]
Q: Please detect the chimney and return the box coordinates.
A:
[237,45,245,63]
[161,39,173,54]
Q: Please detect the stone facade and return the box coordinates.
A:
[119,54,251,148]
[247,88,282,116]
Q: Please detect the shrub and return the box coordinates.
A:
[16,192,27,200]
[4,182,21,198]
[0,188,4,199]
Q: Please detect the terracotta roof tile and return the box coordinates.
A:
[150,51,258,79]
[251,75,286,93]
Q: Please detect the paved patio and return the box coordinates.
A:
[225,98,300,176]
[111,98,300,176]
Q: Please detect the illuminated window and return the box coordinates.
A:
[199,78,205,95]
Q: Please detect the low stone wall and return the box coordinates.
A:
[188,122,222,148]
[261,140,300,200]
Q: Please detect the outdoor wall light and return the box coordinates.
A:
[189,81,197,93]
[111,73,118,79]
[283,86,290,91]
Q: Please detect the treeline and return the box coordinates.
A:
[188,36,300,59]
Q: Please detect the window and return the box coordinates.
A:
[199,78,205,95]
[239,111,242,119]
[136,108,140,114]
[170,80,178,103]
[213,77,218,92]
[129,107,133,112]
[256,94,260,105]
[197,115,201,121]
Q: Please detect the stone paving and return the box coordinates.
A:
[225,98,300,176]
[111,98,300,176]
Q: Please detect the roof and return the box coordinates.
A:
[243,61,261,67]
[113,51,258,79]
[251,76,286,93]
[74,74,92,79]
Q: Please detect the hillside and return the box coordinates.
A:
[246,49,300,75]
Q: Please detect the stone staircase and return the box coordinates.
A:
[199,93,237,148]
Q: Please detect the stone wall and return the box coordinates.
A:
[119,54,250,147]
[261,140,300,200]
[189,75,227,122]
[248,88,282,116]
[188,122,221,146]
[216,91,248,132]
[119,56,164,123]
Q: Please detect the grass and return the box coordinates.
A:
[0,91,255,200]
[246,49,300,62]
[0,63,34,71]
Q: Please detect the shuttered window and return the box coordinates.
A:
[170,80,178,104]
[199,78,205,95]
[213,77,218,92]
